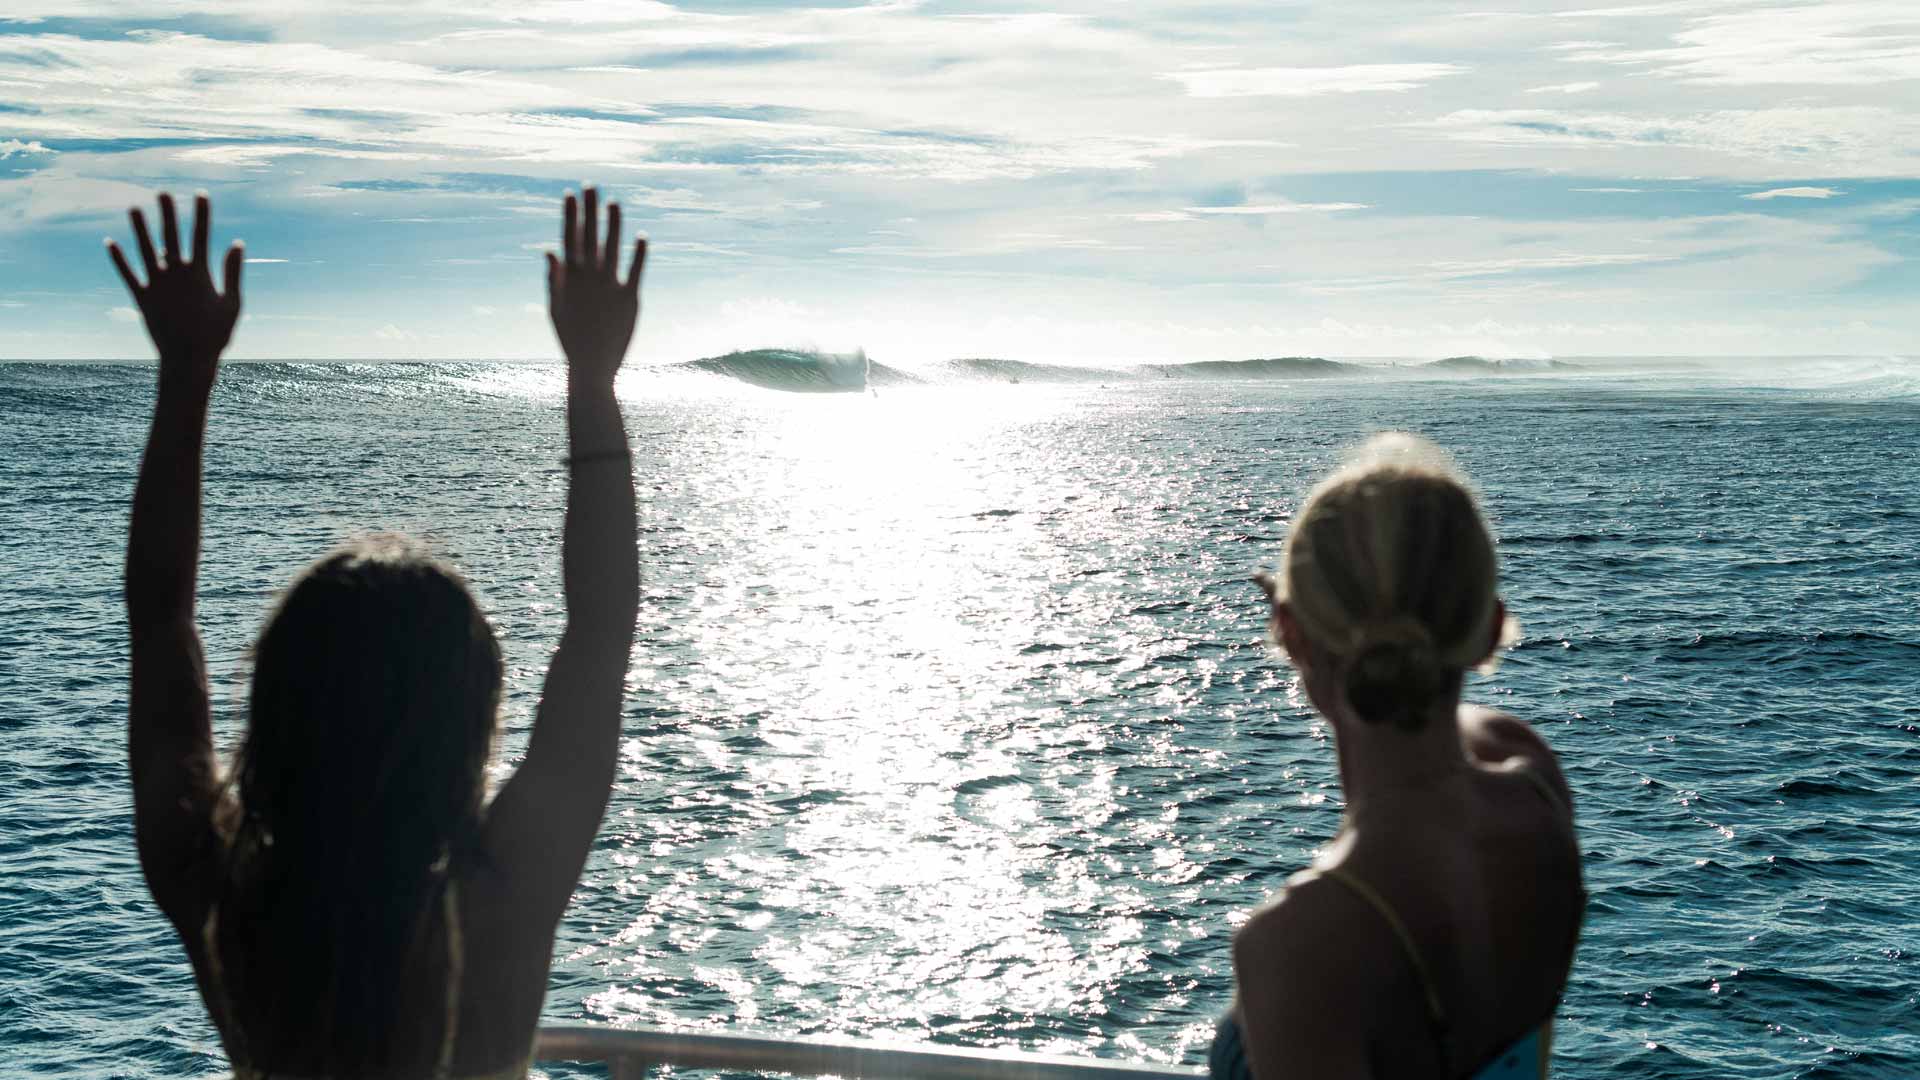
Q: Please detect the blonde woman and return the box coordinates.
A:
[1213,435,1584,1080]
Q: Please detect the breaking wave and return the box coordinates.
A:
[678,349,913,393]
[670,351,1919,399]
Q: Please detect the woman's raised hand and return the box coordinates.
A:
[547,186,646,384]
[107,193,243,386]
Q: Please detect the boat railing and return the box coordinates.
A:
[535,1025,1204,1080]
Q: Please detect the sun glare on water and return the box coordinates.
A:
[573,383,1170,1045]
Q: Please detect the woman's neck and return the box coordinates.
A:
[1329,694,1470,821]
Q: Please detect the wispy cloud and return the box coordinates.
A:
[1134,201,1370,222]
[1556,2,1920,85]
[1426,252,1678,276]
[1191,203,1370,215]
[1743,186,1845,200]
[1415,107,1920,175]
[1164,63,1467,98]
[0,2,1916,359]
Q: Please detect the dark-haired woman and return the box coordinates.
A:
[1213,434,1584,1080]
[113,188,645,1078]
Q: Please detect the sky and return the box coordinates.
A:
[1,1,1917,363]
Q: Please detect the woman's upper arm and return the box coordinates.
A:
[127,622,222,929]
[1232,889,1375,1080]
[477,632,627,923]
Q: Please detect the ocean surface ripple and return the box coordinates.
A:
[1,360,1915,1078]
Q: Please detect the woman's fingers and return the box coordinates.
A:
[158,193,182,266]
[129,208,160,278]
[563,191,578,266]
[192,194,211,269]
[582,186,599,269]
[604,203,622,276]
[222,242,244,307]
[626,236,648,296]
[106,240,144,297]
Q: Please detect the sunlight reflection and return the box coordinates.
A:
[566,377,1286,1062]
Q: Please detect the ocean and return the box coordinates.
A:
[2,357,1916,1078]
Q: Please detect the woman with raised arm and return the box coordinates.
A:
[1212,435,1584,1080]
[112,188,644,1079]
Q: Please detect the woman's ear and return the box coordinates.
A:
[1275,602,1312,668]
[1479,598,1509,665]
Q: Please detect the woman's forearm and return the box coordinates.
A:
[125,370,213,632]
[561,374,639,645]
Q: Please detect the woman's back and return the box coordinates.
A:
[200,875,463,1075]
[197,851,584,1077]
[1324,719,1580,1076]
[1235,721,1581,1078]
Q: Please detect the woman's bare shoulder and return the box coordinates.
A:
[1458,705,1573,814]
[1235,868,1382,969]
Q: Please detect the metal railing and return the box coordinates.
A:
[535,1026,1203,1080]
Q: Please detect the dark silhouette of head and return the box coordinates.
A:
[218,534,502,1070]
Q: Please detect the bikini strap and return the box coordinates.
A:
[1514,765,1570,820]
[1314,867,1451,1066]
[435,878,464,1079]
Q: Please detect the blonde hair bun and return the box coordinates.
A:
[1279,433,1511,728]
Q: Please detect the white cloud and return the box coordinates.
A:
[1164,63,1467,98]
[1188,202,1370,215]
[0,139,52,159]
[1742,186,1844,200]
[0,171,154,229]
[244,257,290,263]
[175,145,438,167]
[497,0,678,22]
[1426,252,1678,276]
[108,306,139,323]
[1416,107,1920,176]
[1560,3,1920,86]
[0,24,1236,184]
[3,1,1919,358]
[1133,201,1369,221]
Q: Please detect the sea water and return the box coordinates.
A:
[1,359,1915,1078]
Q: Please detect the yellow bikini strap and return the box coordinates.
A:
[1315,867,1448,1028]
